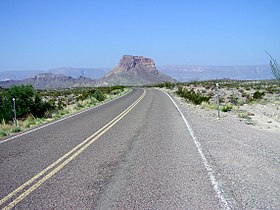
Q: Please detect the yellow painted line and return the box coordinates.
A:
[0,90,144,206]
[0,89,146,209]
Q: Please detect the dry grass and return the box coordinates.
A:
[0,88,129,139]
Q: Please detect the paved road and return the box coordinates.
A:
[0,88,223,209]
[2,88,279,209]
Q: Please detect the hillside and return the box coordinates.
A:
[0,73,96,89]
[97,55,175,86]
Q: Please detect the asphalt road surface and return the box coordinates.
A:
[0,88,279,209]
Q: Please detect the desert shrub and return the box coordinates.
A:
[241,92,250,98]
[75,102,83,109]
[253,91,265,99]
[111,89,121,95]
[76,94,86,101]
[177,85,184,94]
[154,82,175,89]
[0,130,7,137]
[0,85,55,122]
[155,83,165,88]
[229,94,238,105]
[59,109,69,116]
[103,85,124,95]
[221,104,233,112]
[111,85,124,91]
[31,94,55,117]
[176,86,210,105]
[207,92,215,98]
[57,98,67,110]
[205,83,215,90]
[201,101,217,110]
[219,97,225,103]
[8,85,35,118]
[266,85,278,93]
[267,52,280,83]
[93,90,106,102]
[11,126,21,133]
[23,115,36,128]
[164,82,176,89]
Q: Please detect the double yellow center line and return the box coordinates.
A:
[0,89,146,210]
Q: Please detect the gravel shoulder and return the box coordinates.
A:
[167,89,280,209]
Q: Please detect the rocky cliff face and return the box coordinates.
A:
[119,55,156,70]
[99,55,175,86]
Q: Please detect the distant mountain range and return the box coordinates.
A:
[0,67,109,81]
[0,61,274,89]
[158,65,273,81]
[1,65,273,82]
[0,73,96,89]
[0,55,175,88]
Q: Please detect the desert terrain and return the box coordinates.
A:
[164,80,280,134]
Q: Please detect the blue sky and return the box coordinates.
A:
[1,0,280,70]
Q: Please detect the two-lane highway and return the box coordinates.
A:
[0,88,223,209]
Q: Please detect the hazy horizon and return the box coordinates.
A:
[0,63,272,73]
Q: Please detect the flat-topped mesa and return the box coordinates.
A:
[100,55,175,86]
[119,55,156,71]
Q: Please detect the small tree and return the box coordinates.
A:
[266,51,280,82]
[6,85,35,118]
[0,85,55,122]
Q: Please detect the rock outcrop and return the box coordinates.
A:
[119,55,156,70]
[98,55,175,86]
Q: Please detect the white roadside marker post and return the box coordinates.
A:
[12,97,17,126]
[216,83,220,118]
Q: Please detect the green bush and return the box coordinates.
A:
[0,130,7,137]
[221,104,233,112]
[110,85,124,92]
[0,85,55,122]
[31,94,55,117]
[11,126,21,133]
[176,86,210,105]
[253,91,265,99]
[93,90,106,102]
[23,115,36,128]
[154,82,176,89]
[111,89,121,95]
[164,82,176,89]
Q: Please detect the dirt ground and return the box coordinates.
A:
[165,85,280,134]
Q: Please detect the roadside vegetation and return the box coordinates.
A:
[267,52,280,83]
[0,85,126,138]
[155,80,280,126]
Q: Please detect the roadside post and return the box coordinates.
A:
[216,83,220,118]
[12,97,17,126]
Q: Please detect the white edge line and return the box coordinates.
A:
[0,89,132,145]
[162,90,230,210]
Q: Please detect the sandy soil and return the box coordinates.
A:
[165,88,280,134]
[240,103,280,133]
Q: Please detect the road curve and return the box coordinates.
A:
[0,88,222,209]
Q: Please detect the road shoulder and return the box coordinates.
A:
[163,88,280,209]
